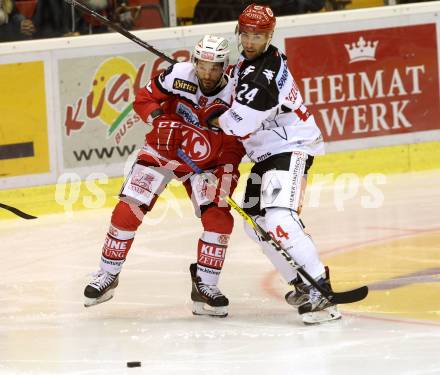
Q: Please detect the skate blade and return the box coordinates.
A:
[301,306,342,325]
[285,292,308,307]
[84,290,115,308]
[192,301,228,318]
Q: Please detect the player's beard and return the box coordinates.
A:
[199,76,223,95]
[86,0,108,10]
[200,79,215,92]
[243,49,257,60]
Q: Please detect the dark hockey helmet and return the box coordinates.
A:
[238,3,276,34]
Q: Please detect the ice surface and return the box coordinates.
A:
[1,170,439,375]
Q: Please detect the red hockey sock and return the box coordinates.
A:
[196,231,229,285]
[196,206,233,285]
[100,226,135,274]
[99,201,145,274]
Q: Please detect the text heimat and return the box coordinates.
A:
[301,65,424,137]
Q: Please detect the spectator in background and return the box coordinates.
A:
[270,0,325,15]
[0,0,36,42]
[32,0,72,38]
[79,0,138,34]
[193,0,325,25]
[31,0,135,38]
[1,0,144,42]
[193,0,244,24]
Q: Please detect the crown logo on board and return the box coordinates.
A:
[344,36,378,63]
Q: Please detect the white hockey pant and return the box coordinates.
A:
[245,208,325,284]
[243,215,298,283]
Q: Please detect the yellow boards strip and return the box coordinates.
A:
[0,61,50,177]
[1,141,439,219]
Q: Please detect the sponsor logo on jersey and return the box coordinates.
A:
[277,65,288,89]
[181,124,211,162]
[241,65,255,78]
[198,96,208,107]
[257,152,272,162]
[286,85,298,103]
[173,78,198,94]
[230,110,243,123]
[289,156,303,207]
[263,69,275,84]
[176,102,200,127]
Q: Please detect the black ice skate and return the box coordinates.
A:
[189,263,229,318]
[297,268,341,324]
[284,275,308,307]
[84,269,119,307]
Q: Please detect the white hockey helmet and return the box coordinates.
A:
[192,35,230,70]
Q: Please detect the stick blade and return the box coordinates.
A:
[0,203,37,220]
[329,286,369,305]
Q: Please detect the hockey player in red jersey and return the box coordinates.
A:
[83,35,245,317]
[207,4,341,324]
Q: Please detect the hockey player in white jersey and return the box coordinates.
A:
[208,4,341,324]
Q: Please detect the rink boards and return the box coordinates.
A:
[1,2,440,216]
[0,140,439,219]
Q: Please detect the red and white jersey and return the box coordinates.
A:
[134,62,244,172]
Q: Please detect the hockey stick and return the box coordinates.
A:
[0,203,37,220]
[68,0,367,305]
[177,149,368,305]
[64,0,176,64]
